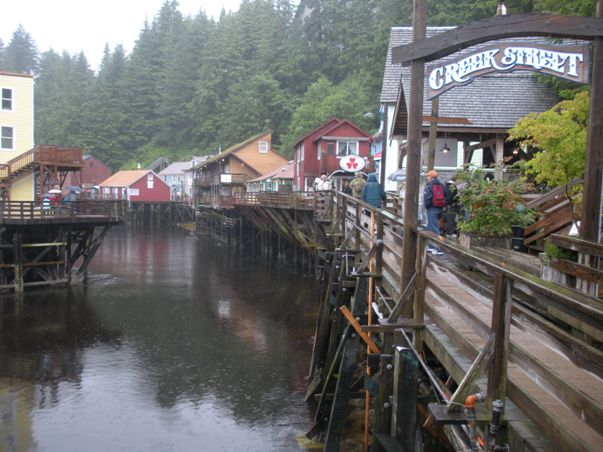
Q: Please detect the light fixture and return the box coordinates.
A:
[512,147,519,155]
[496,0,507,16]
[441,132,450,153]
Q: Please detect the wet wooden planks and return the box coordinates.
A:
[424,263,603,451]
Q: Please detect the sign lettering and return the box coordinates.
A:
[427,43,589,99]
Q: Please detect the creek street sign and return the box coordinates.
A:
[427,43,590,99]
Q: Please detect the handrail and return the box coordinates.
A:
[0,200,125,223]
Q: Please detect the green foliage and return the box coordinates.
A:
[0,25,38,74]
[279,75,377,158]
[9,0,598,170]
[457,170,535,236]
[507,91,589,188]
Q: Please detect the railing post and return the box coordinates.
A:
[355,203,361,249]
[487,273,512,404]
[413,234,427,352]
[340,194,347,240]
[13,233,23,294]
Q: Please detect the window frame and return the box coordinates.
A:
[336,140,359,157]
[1,88,13,111]
[0,126,14,150]
[258,140,269,154]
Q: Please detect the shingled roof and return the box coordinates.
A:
[381,27,585,137]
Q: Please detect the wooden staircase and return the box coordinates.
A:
[0,145,83,198]
[524,179,582,253]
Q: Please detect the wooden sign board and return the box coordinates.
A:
[427,43,590,100]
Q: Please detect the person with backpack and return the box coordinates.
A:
[423,170,449,251]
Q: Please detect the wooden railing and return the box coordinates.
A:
[0,145,83,183]
[317,190,603,450]
[231,191,317,210]
[544,233,602,297]
[0,200,126,223]
[34,145,83,165]
[524,179,582,251]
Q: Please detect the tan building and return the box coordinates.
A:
[194,132,288,206]
[0,72,35,200]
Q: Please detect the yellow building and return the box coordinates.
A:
[0,71,35,201]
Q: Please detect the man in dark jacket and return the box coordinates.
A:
[361,173,386,208]
[423,170,449,241]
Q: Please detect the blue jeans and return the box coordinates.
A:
[426,207,442,236]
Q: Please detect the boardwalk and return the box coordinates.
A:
[221,189,602,451]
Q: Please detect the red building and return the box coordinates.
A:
[63,154,113,188]
[293,118,371,191]
[99,170,170,202]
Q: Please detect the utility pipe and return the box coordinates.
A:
[464,392,485,451]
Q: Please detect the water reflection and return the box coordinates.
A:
[0,226,319,451]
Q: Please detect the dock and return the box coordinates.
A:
[198,189,602,451]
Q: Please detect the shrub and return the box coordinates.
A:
[457,170,535,236]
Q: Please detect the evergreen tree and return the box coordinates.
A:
[2,25,38,74]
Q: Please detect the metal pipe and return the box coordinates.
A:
[488,399,505,451]
[464,392,485,451]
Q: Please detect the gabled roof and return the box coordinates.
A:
[293,118,342,147]
[99,170,154,187]
[248,161,294,183]
[199,131,271,169]
[382,27,576,136]
[314,119,371,142]
[159,160,205,175]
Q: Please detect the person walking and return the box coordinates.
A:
[350,172,366,198]
[423,170,449,254]
[361,173,386,208]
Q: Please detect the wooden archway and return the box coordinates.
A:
[397,5,603,292]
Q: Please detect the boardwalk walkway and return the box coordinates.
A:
[217,189,602,450]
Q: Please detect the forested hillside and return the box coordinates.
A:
[0,0,595,169]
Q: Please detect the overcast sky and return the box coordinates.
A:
[1,0,242,71]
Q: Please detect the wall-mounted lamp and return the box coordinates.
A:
[512,147,519,155]
[441,132,450,153]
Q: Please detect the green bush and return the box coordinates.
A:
[457,170,535,236]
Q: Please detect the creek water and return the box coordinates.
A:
[0,226,319,452]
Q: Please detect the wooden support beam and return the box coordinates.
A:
[387,271,417,322]
[446,334,495,412]
[392,13,603,65]
[391,346,418,450]
[324,330,360,451]
[339,305,381,354]
[488,274,512,403]
[581,0,603,242]
[400,0,427,300]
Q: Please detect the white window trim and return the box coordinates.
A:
[336,140,359,157]
[258,140,269,153]
[0,125,15,151]
[1,87,13,112]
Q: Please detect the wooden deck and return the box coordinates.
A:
[0,200,125,225]
[221,189,602,451]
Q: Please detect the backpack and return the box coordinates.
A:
[431,183,446,208]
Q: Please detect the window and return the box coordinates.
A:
[1,126,14,150]
[1,88,12,111]
[258,141,268,153]
[337,141,358,156]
